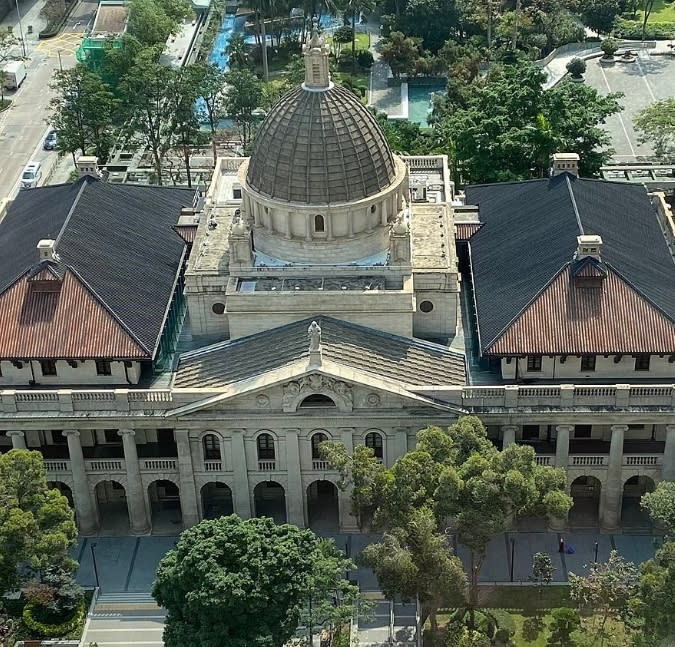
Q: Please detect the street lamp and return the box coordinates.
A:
[90,541,101,590]
[594,541,599,564]
[14,0,27,58]
[509,538,516,582]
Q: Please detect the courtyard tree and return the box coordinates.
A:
[127,0,178,47]
[0,32,20,104]
[546,608,580,647]
[0,450,77,596]
[153,515,358,647]
[580,0,621,34]
[641,0,656,41]
[633,98,675,159]
[332,25,353,58]
[569,550,639,642]
[223,68,263,148]
[192,63,228,163]
[530,552,555,591]
[362,506,466,631]
[380,31,420,78]
[566,57,586,79]
[49,64,118,164]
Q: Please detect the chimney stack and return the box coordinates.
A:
[37,239,56,261]
[551,152,580,177]
[77,156,101,178]
[576,234,602,261]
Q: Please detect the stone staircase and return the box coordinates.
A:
[94,591,164,613]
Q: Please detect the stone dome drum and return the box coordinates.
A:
[246,84,397,205]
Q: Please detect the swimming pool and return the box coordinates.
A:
[407,82,446,128]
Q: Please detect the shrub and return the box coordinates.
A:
[334,25,353,44]
[566,57,587,77]
[601,36,619,57]
[356,49,374,68]
[613,18,675,39]
[22,601,85,638]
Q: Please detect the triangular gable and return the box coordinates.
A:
[486,265,675,355]
[166,358,464,417]
[0,268,148,359]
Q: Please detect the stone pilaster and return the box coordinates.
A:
[118,429,150,534]
[175,430,199,527]
[388,427,408,465]
[230,430,251,519]
[663,425,675,482]
[555,425,572,469]
[64,430,98,535]
[284,429,305,527]
[7,430,26,449]
[601,424,627,532]
[501,425,518,449]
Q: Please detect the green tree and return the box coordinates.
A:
[546,608,580,647]
[530,552,555,592]
[226,33,249,70]
[569,550,639,642]
[380,31,420,78]
[153,515,355,647]
[399,0,459,52]
[633,98,675,159]
[581,0,621,34]
[0,450,77,596]
[224,68,263,147]
[362,506,466,631]
[332,25,353,58]
[127,0,180,47]
[335,0,375,71]
[0,31,21,103]
[566,57,586,78]
[192,63,228,162]
[641,0,656,40]
[49,64,118,164]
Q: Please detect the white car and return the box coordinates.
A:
[21,161,42,189]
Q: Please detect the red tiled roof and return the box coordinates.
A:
[455,223,483,241]
[0,269,148,359]
[485,265,675,355]
[173,224,197,244]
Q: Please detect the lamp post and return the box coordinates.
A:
[14,0,26,58]
[90,541,101,590]
[509,538,515,582]
[594,541,599,564]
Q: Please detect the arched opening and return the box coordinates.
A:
[311,432,329,459]
[365,431,384,460]
[314,214,325,232]
[202,434,221,461]
[94,480,130,534]
[147,479,182,534]
[257,433,275,460]
[307,480,339,532]
[300,394,336,408]
[621,475,655,530]
[569,475,601,528]
[48,481,74,508]
[254,481,286,524]
[201,482,234,520]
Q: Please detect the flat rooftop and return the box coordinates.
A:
[91,1,129,34]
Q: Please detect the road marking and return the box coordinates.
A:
[9,125,53,200]
[635,55,657,102]
[599,64,636,158]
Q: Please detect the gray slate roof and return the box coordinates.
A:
[246,85,397,204]
[0,178,195,356]
[465,174,675,353]
[174,317,466,388]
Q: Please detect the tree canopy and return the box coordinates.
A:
[634,98,675,159]
[153,515,358,647]
[641,481,675,536]
[0,450,77,596]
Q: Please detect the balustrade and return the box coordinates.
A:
[258,460,276,471]
[142,459,177,471]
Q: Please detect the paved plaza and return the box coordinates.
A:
[583,52,675,162]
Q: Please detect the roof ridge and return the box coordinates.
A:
[53,177,91,249]
[66,265,150,355]
[484,263,571,353]
[566,175,584,235]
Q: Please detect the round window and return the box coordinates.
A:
[419,300,434,313]
[212,302,225,315]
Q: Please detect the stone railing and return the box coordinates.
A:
[312,460,329,471]
[570,455,609,467]
[85,459,125,473]
[258,460,276,471]
[141,459,177,471]
[0,389,173,413]
[204,460,222,472]
[535,455,553,466]
[623,454,663,466]
[45,460,70,472]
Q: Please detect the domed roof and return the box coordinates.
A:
[246,84,397,205]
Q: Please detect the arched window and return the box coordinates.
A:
[311,432,328,459]
[314,214,325,232]
[300,394,336,408]
[202,434,221,460]
[365,431,383,459]
[257,433,275,460]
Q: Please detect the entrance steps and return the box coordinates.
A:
[94,591,163,612]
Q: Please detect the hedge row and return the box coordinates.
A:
[614,19,675,39]
[22,601,85,638]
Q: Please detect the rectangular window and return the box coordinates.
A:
[51,430,66,444]
[157,429,175,445]
[635,355,651,371]
[522,425,540,441]
[95,359,112,376]
[574,425,592,439]
[526,356,542,372]
[580,355,596,371]
[233,188,242,199]
[104,429,120,444]
[40,360,57,376]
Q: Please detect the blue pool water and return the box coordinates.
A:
[407,83,446,128]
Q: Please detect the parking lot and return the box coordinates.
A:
[584,52,675,162]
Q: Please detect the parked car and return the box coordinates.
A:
[20,161,42,189]
[43,130,57,151]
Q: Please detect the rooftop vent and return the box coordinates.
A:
[576,234,602,261]
[77,155,102,178]
[551,152,579,177]
[37,239,56,261]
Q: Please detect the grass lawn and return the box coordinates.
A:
[478,585,573,610]
[327,31,371,51]
[633,0,675,22]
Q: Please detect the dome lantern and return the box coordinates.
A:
[303,18,331,91]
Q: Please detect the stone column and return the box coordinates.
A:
[118,429,150,534]
[7,430,26,449]
[339,428,359,531]
[284,429,305,527]
[326,214,333,241]
[601,424,627,532]
[555,425,572,469]
[285,211,292,239]
[230,430,252,519]
[365,207,373,233]
[64,430,98,535]
[175,430,199,527]
[347,213,354,238]
[381,200,388,227]
[501,425,518,449]
[663,425,675,482]
[305,214,312,241]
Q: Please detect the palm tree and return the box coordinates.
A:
[226,33,249,69]
[332,0,375,72]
